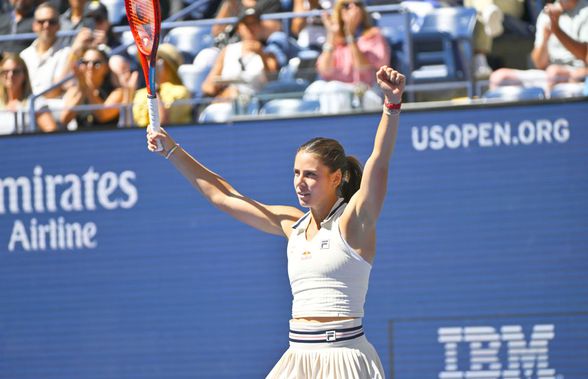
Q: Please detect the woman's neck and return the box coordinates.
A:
[309,197,339,229]
[7,87,23,102]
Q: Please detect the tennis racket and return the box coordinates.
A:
[125,0,163,150]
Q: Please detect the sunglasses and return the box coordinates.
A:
[342,1,362,9]
[0,68,24,77]
[79,59,104,68]
[35,18,59,26]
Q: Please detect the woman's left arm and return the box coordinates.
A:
[343,66,405,231]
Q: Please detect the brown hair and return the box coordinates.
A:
[333,0,373,38]
[0,53,32,107]
[298,137,363,203]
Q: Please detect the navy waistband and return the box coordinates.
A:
[288,325,364,343]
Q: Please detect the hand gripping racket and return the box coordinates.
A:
[125,0,163,150]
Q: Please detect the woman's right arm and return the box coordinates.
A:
[147,129,303,238]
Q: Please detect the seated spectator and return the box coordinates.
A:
[292,0,327,51]
[19,2,71,97]
[0,53,57,134]
[59,0,89,46]
[131,44,193,127]
[316,0,390,85]
[82,1,122,51]
[0,0,37,54]
[309,0,390,112]
[60,46,123,129]
[489,0,588,95]
[201,7,280,100]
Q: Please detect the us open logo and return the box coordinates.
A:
[438,324,557,379]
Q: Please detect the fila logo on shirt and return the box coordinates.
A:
[321,240,330,249]
[438,324,557,379]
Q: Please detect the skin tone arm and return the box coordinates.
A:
[60,65,123,125]
[531,22,551,69]
[291,0,320,37]
[317,6,371,75]
[547,5,588,62]
[36,110,58,132]
[340,66,405,263]
[201,48,227,97]
[146,130,304,238]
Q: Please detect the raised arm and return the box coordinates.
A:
[340,66,404,258]
[147,129,303,238]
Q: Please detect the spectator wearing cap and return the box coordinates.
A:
[19,2,71,97]
[0,0,37,54]
[82,0,121,51]
[201,6,280,100]
[60,45,123,129]
[131,43,193,127]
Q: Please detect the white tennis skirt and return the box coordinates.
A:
[266,318,385,379]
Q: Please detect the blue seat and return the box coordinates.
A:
[483,86,546,101]
[178,64,210,97]
[163,26,214,63]
[549,83,584,99]
[259,99,320,116]
[411,7,477,89]
[198,102,234,123]
[375,10,413,75]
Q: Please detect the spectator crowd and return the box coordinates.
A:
[0,0,587,134]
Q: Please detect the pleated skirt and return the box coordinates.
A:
[266,319,385,379]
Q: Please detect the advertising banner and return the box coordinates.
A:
[1,100,586,378]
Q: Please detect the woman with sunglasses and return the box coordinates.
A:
[60,46,123,129]
[310,0,391,113]
[317,0,390,86]
[147,64,404,379]
[0,53,57,134]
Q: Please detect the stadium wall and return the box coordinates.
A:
[0,99,587,379]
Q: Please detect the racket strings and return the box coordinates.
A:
[127,1,156,54]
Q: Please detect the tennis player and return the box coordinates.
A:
[147,65,405,378]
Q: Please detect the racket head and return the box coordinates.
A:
[125,0,161,59]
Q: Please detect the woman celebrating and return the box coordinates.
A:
[147,65,404,378]
[0,53,57,134]
[60,46,123,129]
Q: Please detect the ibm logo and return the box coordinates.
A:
[438,324,556,379]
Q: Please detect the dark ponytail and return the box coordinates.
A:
[342,156,362,203]
[298,137,364,203]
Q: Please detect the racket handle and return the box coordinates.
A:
[148,95,163,151]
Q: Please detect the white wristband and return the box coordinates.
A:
[383,104,401,116]
[165,144,180,160]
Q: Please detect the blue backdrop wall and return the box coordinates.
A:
[1,100,587,379]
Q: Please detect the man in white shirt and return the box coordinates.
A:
[489,0,588,94]
[20,2,71,97]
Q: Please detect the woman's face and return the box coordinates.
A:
[1,59,26,94]
[339,0,364,24]
[293,151,341,208]
[79,49,108,85]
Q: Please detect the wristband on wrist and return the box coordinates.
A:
[322,43,334,52]
[164,144,180,160]
[383,101,401,115]
[345,34,356,44]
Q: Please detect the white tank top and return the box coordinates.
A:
[220,41,267,95]
[287,198,372,318]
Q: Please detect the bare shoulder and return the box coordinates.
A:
[267,204,305,238]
